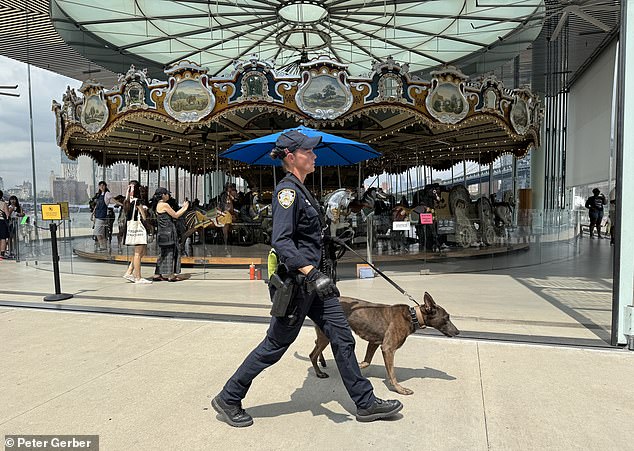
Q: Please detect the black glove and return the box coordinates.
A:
[306,268,340,299]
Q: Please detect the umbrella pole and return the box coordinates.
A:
[337,166,341,188]
[320,167,323,199]
[273,165,277,186]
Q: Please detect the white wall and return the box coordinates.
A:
[566,41,617,187]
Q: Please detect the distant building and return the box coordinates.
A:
[6,181,33,201]
[52,178,89,204]
[61,151,78,180]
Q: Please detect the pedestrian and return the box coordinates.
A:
[92,181,114,251]
[0,191,9,259]
[211,129,402,428]
[7,196,25,258]
[152,187,189,282]
[585,188,607,238]
[122,180,152,284]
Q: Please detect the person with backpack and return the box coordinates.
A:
[585,188,607,239]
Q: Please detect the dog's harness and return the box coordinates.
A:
[410,306,425,330]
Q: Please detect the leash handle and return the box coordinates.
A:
[334,238,420,306]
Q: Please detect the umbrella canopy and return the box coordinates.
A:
[221,126,381,167]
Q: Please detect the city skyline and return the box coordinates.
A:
[0,55,81,193]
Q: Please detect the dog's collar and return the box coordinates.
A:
[410,306,425,330]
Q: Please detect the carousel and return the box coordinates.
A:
[53,53,541,264]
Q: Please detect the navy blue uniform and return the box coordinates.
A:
[219,173,376,409]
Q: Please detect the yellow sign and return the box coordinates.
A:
[41,204,62,221]
[59,202,70,220]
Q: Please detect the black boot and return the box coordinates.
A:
[212,395,253,427]
[356,398,403,422]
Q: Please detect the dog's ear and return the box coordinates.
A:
[423,292,437,313]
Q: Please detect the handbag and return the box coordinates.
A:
[125,199,147,245]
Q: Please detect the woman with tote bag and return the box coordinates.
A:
[122,180,152,284]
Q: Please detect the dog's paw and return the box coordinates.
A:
[358,361,370,369]
[315,371,329,379]
[394,386,414,395]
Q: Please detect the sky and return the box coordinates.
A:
[0,55,81,193]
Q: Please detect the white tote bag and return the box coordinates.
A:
[125,199,147,246]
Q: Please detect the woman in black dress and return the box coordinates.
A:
[153,187,189,281]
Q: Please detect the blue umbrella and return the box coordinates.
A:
[220,126,381,167]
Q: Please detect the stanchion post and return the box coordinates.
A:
[44,222,73,302]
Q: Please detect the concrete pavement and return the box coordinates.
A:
[0,239,631,450]
[0,307,632,450]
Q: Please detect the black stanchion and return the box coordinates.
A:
[44,222,73,302]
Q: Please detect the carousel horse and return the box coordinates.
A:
[324,187,389,224]
[181,190,237,256]
[490,192,515,241]
[237,190,272,244]
[323,187,391,247]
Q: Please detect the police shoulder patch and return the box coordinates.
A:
[277,188,296,209]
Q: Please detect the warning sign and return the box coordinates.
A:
[41,204,62,221]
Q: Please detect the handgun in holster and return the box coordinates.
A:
[269,270,298,319]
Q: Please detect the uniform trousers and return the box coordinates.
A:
[220,288,376,409]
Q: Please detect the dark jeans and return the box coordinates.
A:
[589,211,603,236]
[220,289,376,409]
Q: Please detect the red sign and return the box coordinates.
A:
[420,213,434,224]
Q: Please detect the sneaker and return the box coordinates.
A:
[356,398,403,422]
[212,395,253,428]
[123,274,135,282]
[134,278,153,284]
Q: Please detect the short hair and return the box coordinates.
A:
[592,188,600,195]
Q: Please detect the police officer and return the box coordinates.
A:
[212,130,402,427]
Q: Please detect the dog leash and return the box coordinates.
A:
[331,237,420,307]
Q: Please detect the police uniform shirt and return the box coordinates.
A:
[271,174,322,272]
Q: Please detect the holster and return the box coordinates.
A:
[269,272,298,318]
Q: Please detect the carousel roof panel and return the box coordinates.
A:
[54,56,541,182]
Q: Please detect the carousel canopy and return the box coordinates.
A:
[53,55,541,189]
[51,0,545,78]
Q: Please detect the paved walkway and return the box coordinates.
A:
[0,238,631,450]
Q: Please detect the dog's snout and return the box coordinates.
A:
[443,322,460,337]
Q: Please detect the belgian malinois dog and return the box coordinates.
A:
[309,292,459,395]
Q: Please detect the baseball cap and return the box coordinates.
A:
[276,130,322,152]
[155,187,171,196]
